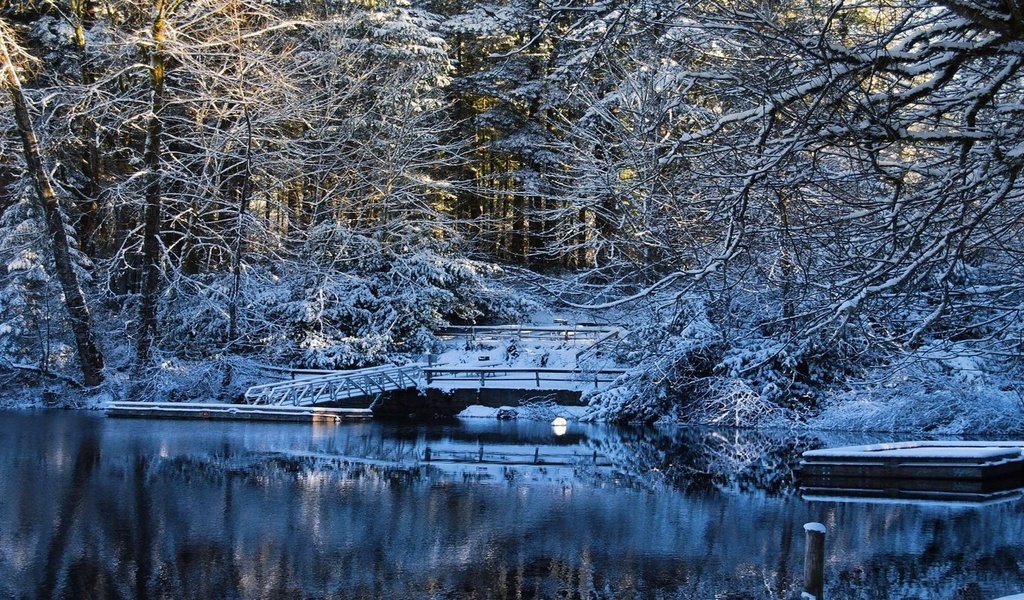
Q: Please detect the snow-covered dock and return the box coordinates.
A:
[801,441,1024,479]
[106,401,372,422]
[799,441,1024,503]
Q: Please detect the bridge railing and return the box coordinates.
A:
[244,365,422,405]
[422,367,625,389]
[435,325,618,344]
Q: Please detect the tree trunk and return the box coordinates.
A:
[777,190,796,322]
[0,28,105,386]
[136,0,167,367]
[71,0,103,256]
[227,103,253,348]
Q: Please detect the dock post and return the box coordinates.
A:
[803,522,826,599]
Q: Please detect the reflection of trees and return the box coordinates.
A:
[588,425,827,495]
[3,414,1024,599]
[36,423,104,599]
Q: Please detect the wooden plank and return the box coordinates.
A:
[798,460,1024,481]
[106,401,372,422]
[803,441,1024,463]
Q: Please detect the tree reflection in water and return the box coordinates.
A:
[0,412,1021,599]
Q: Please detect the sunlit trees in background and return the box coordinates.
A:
[0,0,1021,417]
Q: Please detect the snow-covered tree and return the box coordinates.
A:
[0,16,104,385]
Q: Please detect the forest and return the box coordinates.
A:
[0,0,1022,430]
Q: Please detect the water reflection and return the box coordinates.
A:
[0,411,1022,599]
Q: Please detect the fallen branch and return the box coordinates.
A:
[0,361,83,389]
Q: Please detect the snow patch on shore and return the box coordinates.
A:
[457,404,589,421]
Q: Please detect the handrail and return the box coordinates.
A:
[245,365,420,394]
[255,364,340,375]
[437,325,616,333]
[422,367,625,388]
[436,325,618,342]
[423,367,626,375]
[244,365,423,405]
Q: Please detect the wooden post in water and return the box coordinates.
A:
[803,522,826,599]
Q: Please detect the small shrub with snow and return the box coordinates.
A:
[812,345,1024,434]
[586,299,723,423]
[587,291,866,426]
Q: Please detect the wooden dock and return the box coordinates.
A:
[800,441,1024,480]
[799,441,1024,504]
[106,401,373,422]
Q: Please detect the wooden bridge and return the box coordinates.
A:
[240,323,626,409]
[243,365,423,406]
[108,324,628,421]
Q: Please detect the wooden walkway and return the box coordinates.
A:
[243,365,422,406]
[423,367,625,388]
[799,441,1024,504]
[107,401,372,422]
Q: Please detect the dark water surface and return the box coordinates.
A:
[1,411,1023,599]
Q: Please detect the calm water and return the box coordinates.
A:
[1,411,1023,599]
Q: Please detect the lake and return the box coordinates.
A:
[1,410,1022,599]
